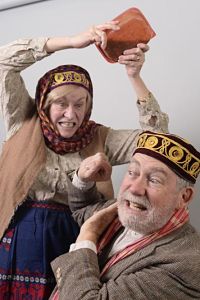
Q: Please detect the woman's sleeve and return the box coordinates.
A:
[105,92,169,166]
[0,37,49,139]
[105,128,140,166]
[137,92,169,133]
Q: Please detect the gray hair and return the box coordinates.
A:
[176,176,194,191]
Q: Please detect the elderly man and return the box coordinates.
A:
[51,131,200,300]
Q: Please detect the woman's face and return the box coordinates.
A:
[48,85,88,138]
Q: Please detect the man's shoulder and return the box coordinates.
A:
[131,223,200,267]
[157,222,200,251]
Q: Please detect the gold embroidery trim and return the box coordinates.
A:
[137,133,200,179]
[51,71,90,89]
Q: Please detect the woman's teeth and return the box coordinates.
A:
[59,122,75,128]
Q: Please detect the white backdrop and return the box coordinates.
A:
[0,0,199,231]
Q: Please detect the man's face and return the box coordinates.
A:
[117,153,186,234]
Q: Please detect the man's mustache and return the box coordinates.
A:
[118,191,151,210]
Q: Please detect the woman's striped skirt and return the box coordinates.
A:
[0,200,79,299]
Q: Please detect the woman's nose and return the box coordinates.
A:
[64,106,75,118]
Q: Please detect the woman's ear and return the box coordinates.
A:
[85,93,92,115]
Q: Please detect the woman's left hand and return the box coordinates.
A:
[118,43,149,78]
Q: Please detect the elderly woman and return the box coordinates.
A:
[0,22,168,299]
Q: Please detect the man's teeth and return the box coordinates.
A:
[129,202,146,210]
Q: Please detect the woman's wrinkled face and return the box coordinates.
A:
[48,85,88,138]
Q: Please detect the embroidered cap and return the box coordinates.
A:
[133,131,200,183]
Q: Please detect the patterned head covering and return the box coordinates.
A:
[133,131,200,183]
[35,65,98,154]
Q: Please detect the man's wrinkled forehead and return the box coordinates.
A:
[131,153,173,176]
[131,152,161,165]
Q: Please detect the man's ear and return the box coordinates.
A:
[181,187,194,207]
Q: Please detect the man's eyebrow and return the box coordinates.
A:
[148,167,168,176]
[130,159,169,176]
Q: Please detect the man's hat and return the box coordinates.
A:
[133,131,200,183]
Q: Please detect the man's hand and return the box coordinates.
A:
[76,203,118,244]
[78,152,112,182]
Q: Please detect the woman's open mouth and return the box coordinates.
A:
[58,121,76,128]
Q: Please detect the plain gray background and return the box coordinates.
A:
[0,0,199,231]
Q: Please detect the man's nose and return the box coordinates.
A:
[129,176,146,196]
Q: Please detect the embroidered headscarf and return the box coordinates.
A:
[35,64,99,154]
